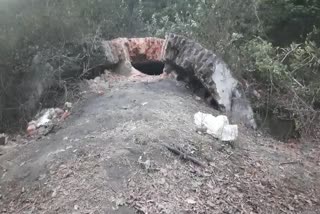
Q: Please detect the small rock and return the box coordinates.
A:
[186,198,196,204]
[38,174,46,181]
[66,146,73,150]
[288,205,295,211]
[207,201,215,208]
[27,123,37,136]
[52,189,57,197]
[55,108,64,117]
[64,102,73,109]
[160,168,168,175]
[93,76,101,83]
[159,178,166,185]
[97,91,105,95]
[195,96,201,101]
[253,90,261,99]
[115,198,126,207]
[0,134,8,146]
[212,188,221,194]
[138,157,151,170]
[74,205,79,210]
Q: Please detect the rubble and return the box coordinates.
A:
[64,102,73,110]
[26,106,70,136]
[87,75,110,94]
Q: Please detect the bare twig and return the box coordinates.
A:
[279,161,302,166]
[162,143,206,168]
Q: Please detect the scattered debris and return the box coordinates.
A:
[51,189,57,198]
[87,75,109,94]
[26,122,37,136]
[194,112,238,141]
[162,143,206,168]
[27,107,69,136]
[138,156,159,172]
[36,109,55,127]
[115,197,126,208]
[60,110,71,121]
[138,156,152,170]
[185,198,197,205]
[47,149,66,157]
[64,102,73,110]
[0,134,8,146]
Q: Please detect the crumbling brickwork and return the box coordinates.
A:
[100,34,256,128]
[105,37,165,64]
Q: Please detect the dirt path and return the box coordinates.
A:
[0,76,319,213]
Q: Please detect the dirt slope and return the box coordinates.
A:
[0,76,319,214]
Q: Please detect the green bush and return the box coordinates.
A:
[0,0,142,131]
[141,0,320,134]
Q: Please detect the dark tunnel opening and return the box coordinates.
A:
[132,61,164,75]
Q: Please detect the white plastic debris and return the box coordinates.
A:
[194,112,238,141]
[36,108,56,127]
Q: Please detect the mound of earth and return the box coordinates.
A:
[17,34,255,133]
[0,73,319,213]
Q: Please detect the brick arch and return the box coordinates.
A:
[103,34,256,128]
[107,37,166,64]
